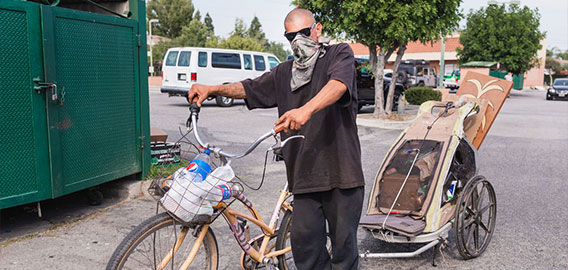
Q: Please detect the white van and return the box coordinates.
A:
[160,47,281,106]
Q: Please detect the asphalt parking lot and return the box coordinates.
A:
[0,89,566,270]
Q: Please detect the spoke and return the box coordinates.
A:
[465,206,476,216]
[478,203,493,215]
[466,222,475,247]
[477,184,487,211]
[479,220,490,233]
[464,216,476,229]
[474,223,480,251]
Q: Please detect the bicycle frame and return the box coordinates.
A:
[151,103,297,270]
[222,184,293,264]
[156,183,293,270]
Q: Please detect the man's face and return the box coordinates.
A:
[284,18,322,43]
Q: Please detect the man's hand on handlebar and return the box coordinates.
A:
[188,84,212,106]
[274,107,312,134]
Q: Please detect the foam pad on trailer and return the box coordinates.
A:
[360,214,426,237]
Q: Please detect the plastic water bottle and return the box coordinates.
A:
[202,164,235,205]
[186,150,212,182]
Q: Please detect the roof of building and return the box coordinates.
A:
[460,61,499,68]
[348,36,462,56]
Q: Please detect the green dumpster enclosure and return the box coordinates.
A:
[460,61,523,90]
[0,0,151,209]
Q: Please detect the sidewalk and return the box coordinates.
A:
[356,104,419,130]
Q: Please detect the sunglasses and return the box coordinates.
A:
[284,23,316,42]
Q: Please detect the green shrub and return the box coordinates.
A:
[404,87,442,105]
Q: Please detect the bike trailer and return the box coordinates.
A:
[360,71,513,261]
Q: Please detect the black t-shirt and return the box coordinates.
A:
[241,43,365,194]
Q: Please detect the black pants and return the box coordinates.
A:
[291,187,364,270]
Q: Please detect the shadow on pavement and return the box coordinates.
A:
[0,177,140,243]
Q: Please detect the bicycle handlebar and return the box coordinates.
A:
[189,103,283,159]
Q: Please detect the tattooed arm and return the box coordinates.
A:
[188,82,246,106]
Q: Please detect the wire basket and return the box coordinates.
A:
[146,128,238,224]
[160,162,235,223]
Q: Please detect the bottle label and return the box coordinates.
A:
[187,159,212,180]
[218,184,232,200]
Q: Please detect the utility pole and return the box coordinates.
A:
[149,19,159,76]
[438,36,445,88]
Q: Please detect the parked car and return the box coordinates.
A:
[355,58,406,112]
[399,59,438,88]
[443,69,461,91]
[161,47,280,106]
[547,78,568,100]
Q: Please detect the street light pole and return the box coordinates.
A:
[438,36,446,88]
[149,19,159,76]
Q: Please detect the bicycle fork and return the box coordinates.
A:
[156,224,210,270]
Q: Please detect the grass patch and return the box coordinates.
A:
[146,160,189,180]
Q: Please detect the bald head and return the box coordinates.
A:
[284,8,315,28]
[284,8,321,42]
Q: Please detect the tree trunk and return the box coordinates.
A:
[385,43,407,114]
[372,46,387,118]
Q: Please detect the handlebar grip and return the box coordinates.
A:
[273,123,287,133]
[189,102,201,114]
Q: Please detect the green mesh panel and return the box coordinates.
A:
[0,8,39,198]
[53,16,138,188]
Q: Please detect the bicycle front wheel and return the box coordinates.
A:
[107,212,218,270]
[275,210,296,270]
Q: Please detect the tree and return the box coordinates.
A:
[457,4,545,75]
[297,0,461,117]
[147,0,195,38]
[151,14,215,67]
[174,17,215,47]
[247,16,266,42]
[266,41,290,61]
[231,18,248,38]
[209,18,290,61]
[218,35,265,51]
[204,12,214,34]
[557,50,568,61]
[545,57,562,85]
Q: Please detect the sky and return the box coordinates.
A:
[191,0,568,52]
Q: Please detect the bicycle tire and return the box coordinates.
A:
[106,212,218,270]
[275,210,296,270]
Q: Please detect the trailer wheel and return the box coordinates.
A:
[453,175,496,260]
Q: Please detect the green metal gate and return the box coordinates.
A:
[0,0,150,209]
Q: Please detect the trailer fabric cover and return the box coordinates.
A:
[376,140,443,215]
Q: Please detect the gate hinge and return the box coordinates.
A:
[139,136,145,149]
[136,34,141,47]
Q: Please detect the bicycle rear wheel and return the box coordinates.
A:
[107,212,218,270]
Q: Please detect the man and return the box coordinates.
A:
[505,72,513,82]
[188,8,364,270]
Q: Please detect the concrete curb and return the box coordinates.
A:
[124,179,153,200]
[356,116,415,130]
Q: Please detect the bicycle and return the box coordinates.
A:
[106,103,303,270]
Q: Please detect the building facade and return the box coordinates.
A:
[345,34,546,88]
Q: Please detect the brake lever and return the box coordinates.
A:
[268,135,305,161]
